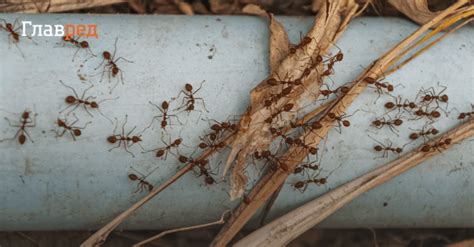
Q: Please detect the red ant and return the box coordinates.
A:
[264,103,294,124]
[457,105,474,120]
[198,134,226,151]
[412,107,441,121]
[52,114,91,141]
[207,118,238,138]
[384,95,417,114]
[288,34,315,55]
[59,80,116,123]
[363,76,394,101]
[327,112,352,133]
[175,81,209,115]
[409,125,439,141]
[95,38,133,92]
[107,115,147,157]
[57,35,95,62]
[319,84,350,99]
[264,86,293,109]
[254,150,289,172]
[177,155,215,185]
[418,85,449,108]
[128,167,157,193]
[294,161,319,175]
[0,18,36,57]
[421,138,452,153]
[371,116,403,135]
[1,108,37,145]
[144,137,183,159]
[369,136,403,158]
[292,172,326,193]
[148,100,181,130]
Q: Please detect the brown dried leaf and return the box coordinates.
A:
[388,0,441,25]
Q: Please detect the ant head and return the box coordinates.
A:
[320,90,331,96]
[103,51,111,59]
[294,181,305,189]
[372,120,381,126]
[6,23,12,29]
[205,176,215,185]
[342,120,350,127]
[409,133,418,140]
[65,95,76,104]
[211,124,221,132]
[294,167,303,174]
[374,145,383,151]
[387,84,394,92]
[458,113,466,119]
[394,119,403,126]
[148,184,154,191]
[266,78,278,85]
[444,138,452,145]
[312,121,322,129]
[395,148,403,153]
[73,129,82,136]
[409,102,417,109]
[431,111,441,118]
[282,86,292,95]
[161,101,169,110]
[384,102,395,109]
[222,122,230,128]
[19,134,26,144]
[264,117,273,124]
[209,133,217,141]
[335,52,343,62]
[441,94,449,102]
[319,178,327,184]
[107,136,117,144]
[327,112,336,119]
[185,83,193,92]
[156,149,165,157]
[364,77,376,84]
[174,138,182,145]
[90,101,98,108]
[128,174,139,181]
[309,147,318,155]
[421,145,431,152]
[261,150,271,158]
[340,86,349,94]
[302,36,312,44]
[431,128,439,135]
[289,47,297,54]
[199,159,209,166]
[285,137,294,145]
[423,94,432,101]
[22,111,30,119]
[80,41,89,48]
[283,103,294,111]
[243,195,251,204]
[57,119,66,127]
[264,100,272,107]
[199,142,208,149]
[132,136,141,143]
[178,155,188,163]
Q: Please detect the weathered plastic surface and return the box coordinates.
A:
[0,14,472,230]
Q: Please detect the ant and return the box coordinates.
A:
[144,137,183,159]
[327,112,352,133]
[264,86,293,109]
[128,167,157,193]
[254,150,289,172]
[0,18,36,57]
[177,155,215,185]
[207,118,238,138]
[384,95,417,114]
[369,136,403,158]
[412,107,441,121]
[95,38,133,92]
[198,134,226,151]
[363,76,394,102]
[294,161,319,175]
[148,100,181,130]
[281,135,318,156]
[421,138,452,153]
[319,84,350,99]
[264,103,294,124]
[57,35,95,62]
[409,125,439,141]
[1,108,37,145]
[107,115,147,157]
[59,80,116,123]
[175,81,209,115]
[418,85,449,108]
[292,172,326,193]
[457,105,474,120]
[52,114,91,141]
[371,116,403,135]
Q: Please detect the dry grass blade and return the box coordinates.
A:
[133,210,230,247]
[210,1,470,245]
[388,0,442,25]
[235,118,474,246]
[1,0,127,13]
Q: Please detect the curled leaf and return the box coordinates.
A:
[388,0,441,25]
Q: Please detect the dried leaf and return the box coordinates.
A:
[388,0,441,25]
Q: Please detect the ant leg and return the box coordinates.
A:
[127,126,137,137]
[169,114,183,125]
[112,37,118,59]
[59,103,78,115]
[193,80,206,94]
[4,117,20,127]
[115,57,134,63]
[122,115,128,136]
[194,97,209,112]
[97,109,113,125]
[123,143,136,158]
[59,80,80,99]
[72,47,81,62]
[22,129,34,143]
[109,141,122,152]
[94,58,106,70]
